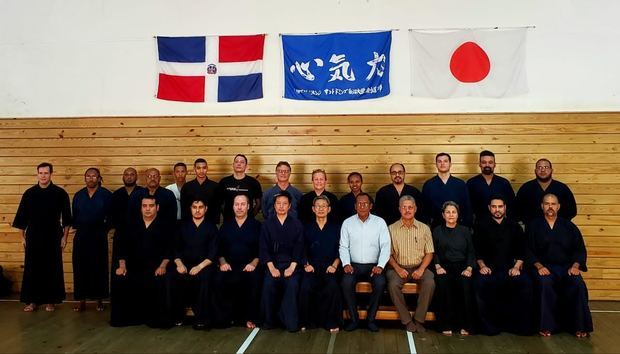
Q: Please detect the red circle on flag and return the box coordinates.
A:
[449,42,490,83]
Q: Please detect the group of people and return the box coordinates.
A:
[12,151,592,337]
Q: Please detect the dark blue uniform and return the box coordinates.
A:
[423,176,473,228]
[259,215,304,331]
[298,191,339,225]
[129,187,178,228]
[72,186,112,301]
[299,220,342,330]
[213,218,262,327]
[526,217,593,334]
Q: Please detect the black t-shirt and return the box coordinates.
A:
[218,175,263,220]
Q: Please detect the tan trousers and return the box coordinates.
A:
[386,267,435,324]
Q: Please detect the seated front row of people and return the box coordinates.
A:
[110,192,592,337]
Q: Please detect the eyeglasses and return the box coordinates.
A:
[276,169,290,174]
[536,166,551,170]
[390,171,404,176]
[356,202,370,206]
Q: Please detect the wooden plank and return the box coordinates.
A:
[0,113,619,128]
[1,124,619,140]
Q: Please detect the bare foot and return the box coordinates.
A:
[442,330,452,336]
[329,327,340,333]
[96,301,105,312]
[246,321,256,329]
[45,304,55,312]
[539,330,551,337]
[73,301,86,312]
[23,303,37,312]
[575,331,588,338]
[460,329,470,336]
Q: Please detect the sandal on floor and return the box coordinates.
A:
[23,304,37,312]
[45,304,55,312]
[539,330,551,337]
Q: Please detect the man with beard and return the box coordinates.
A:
[180,158,220,224]
[375,163,429,226]
[467,151,516,222]
[422,153,473,228]
[262,161,302,220]
[218,154,263,221]
[110,168,144,326]
[526,194,592,338]
[516,158,577,224]
[338,172,364,220]
[173,198,218,330]
[13,162,71,313]
[71,167,112,312]
[129,168,177,229]
[473,196,533,335]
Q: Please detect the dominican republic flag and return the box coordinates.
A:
[410,28,528,98]
[156,35,264,102]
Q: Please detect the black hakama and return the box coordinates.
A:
[111,216,174,328]
[213,218,262,327]
[432,224,476,332]
[259,216,304,332]
[109,186,144,326]
[172,219,218,326]
[473,216,534,335]
[526,217,593,334]
[299,220,342,330]
[13,182,71,305]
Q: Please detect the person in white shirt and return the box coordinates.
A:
[165,162,187,221]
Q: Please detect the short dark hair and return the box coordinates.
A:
[435,153,451,163]
[536,158,553,169]
[85,167,102,185]
[234,154,248,164]
[347,172,363,182]
[488,194,506,205]
[479,150,495,160]
[194,158,207,166]
[37,162,53,174]
[141,195,159,205]
[355,192,374,205]
[190,198,206,207]
[173,162,187,170]
[276,161,291,171]
[274,190,292,204]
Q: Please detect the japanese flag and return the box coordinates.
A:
[410,28,528,98]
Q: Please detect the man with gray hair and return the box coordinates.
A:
[386,195,435,333]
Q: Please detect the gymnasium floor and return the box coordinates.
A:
[0,300,618,353]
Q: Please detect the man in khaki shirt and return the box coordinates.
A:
[387,195,435,333]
